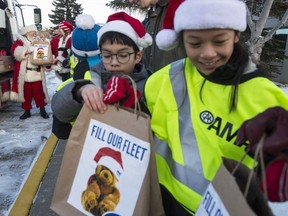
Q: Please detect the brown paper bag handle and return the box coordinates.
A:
[231,135,268,200]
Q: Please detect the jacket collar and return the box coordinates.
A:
[91,61,150,83]
[194,58,264,85]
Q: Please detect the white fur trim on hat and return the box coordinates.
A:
[19,25,37,36]
[97,20,152,49]
[138,33,153,49]
[71,45,100,57]
[175,0,247,33]
[156,29,178,51]
[157,0,247,51]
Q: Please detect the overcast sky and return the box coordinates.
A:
[18,0,143,27]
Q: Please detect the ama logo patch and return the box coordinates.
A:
[199,110,247,147]
[200,111,214,124]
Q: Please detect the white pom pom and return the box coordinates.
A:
[138,33,153,48]
[75,14,95,30]
[156,29,178,51]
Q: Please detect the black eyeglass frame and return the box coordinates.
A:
[100,52,136,64]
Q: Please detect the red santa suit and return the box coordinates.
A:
[50,34,60,58]
[11,33,49,110]
[51,21,73,76]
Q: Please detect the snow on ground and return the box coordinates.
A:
[0,71,60,215]
[0,71,288,215]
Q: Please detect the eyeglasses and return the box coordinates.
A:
[100,52,135,64]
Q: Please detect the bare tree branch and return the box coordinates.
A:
[264,8,288,43]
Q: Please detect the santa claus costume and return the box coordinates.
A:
[11,24,50,119]
[51,21,74,81]
[50,30,61,58]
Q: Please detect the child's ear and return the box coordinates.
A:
[234,32,241,43]
[135,51,143,64]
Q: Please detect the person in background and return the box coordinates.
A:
[11,25,50,119]
[143,0,288,215]
[129,0,186,73]
[51,21,74,82]
[50,29,61,58]
[237,106,288,202]
[52,13,102,140]
[38,31,50,42]
[63,13,102,81]
[51,12,152,138]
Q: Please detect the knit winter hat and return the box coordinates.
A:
[59,21,74,33]
[97,11,152,50]
[156,0,247,51]
[72,14,101,59]
[19,24,37,36]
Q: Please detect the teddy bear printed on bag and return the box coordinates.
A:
[81,165,120,215]
[36,47,45,59]
[81,147,122,216]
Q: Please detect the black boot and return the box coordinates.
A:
[40,107,49,119]
[20,110,31,120]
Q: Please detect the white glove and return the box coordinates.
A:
[28,46,35,53]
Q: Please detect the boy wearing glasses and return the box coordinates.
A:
[51,12,152,132]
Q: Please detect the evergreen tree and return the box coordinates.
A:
[106,0,147,14]
[48,0,83,30]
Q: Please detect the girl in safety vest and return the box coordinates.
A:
[144,0,288,215]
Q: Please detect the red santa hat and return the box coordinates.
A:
[156,0,247,51]
[19,24,38,36]
[94,147,124,178]
[37,47,44,52]
[59,21,74,33]
[97,12,152,50]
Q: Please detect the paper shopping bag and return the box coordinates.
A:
[30,41,53,66]
[50,104,165,216]
[195,158,273,216]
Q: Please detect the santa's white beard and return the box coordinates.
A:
[26,36,37,43]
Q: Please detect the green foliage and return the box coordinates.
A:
[48,0,83,32]
[106,0,147,14]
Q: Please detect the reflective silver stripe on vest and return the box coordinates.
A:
[155,59,210,195]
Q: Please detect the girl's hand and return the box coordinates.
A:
[236,106,288,156]
[79,84,107,114]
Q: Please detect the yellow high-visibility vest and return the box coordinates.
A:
[145,58,288,213]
